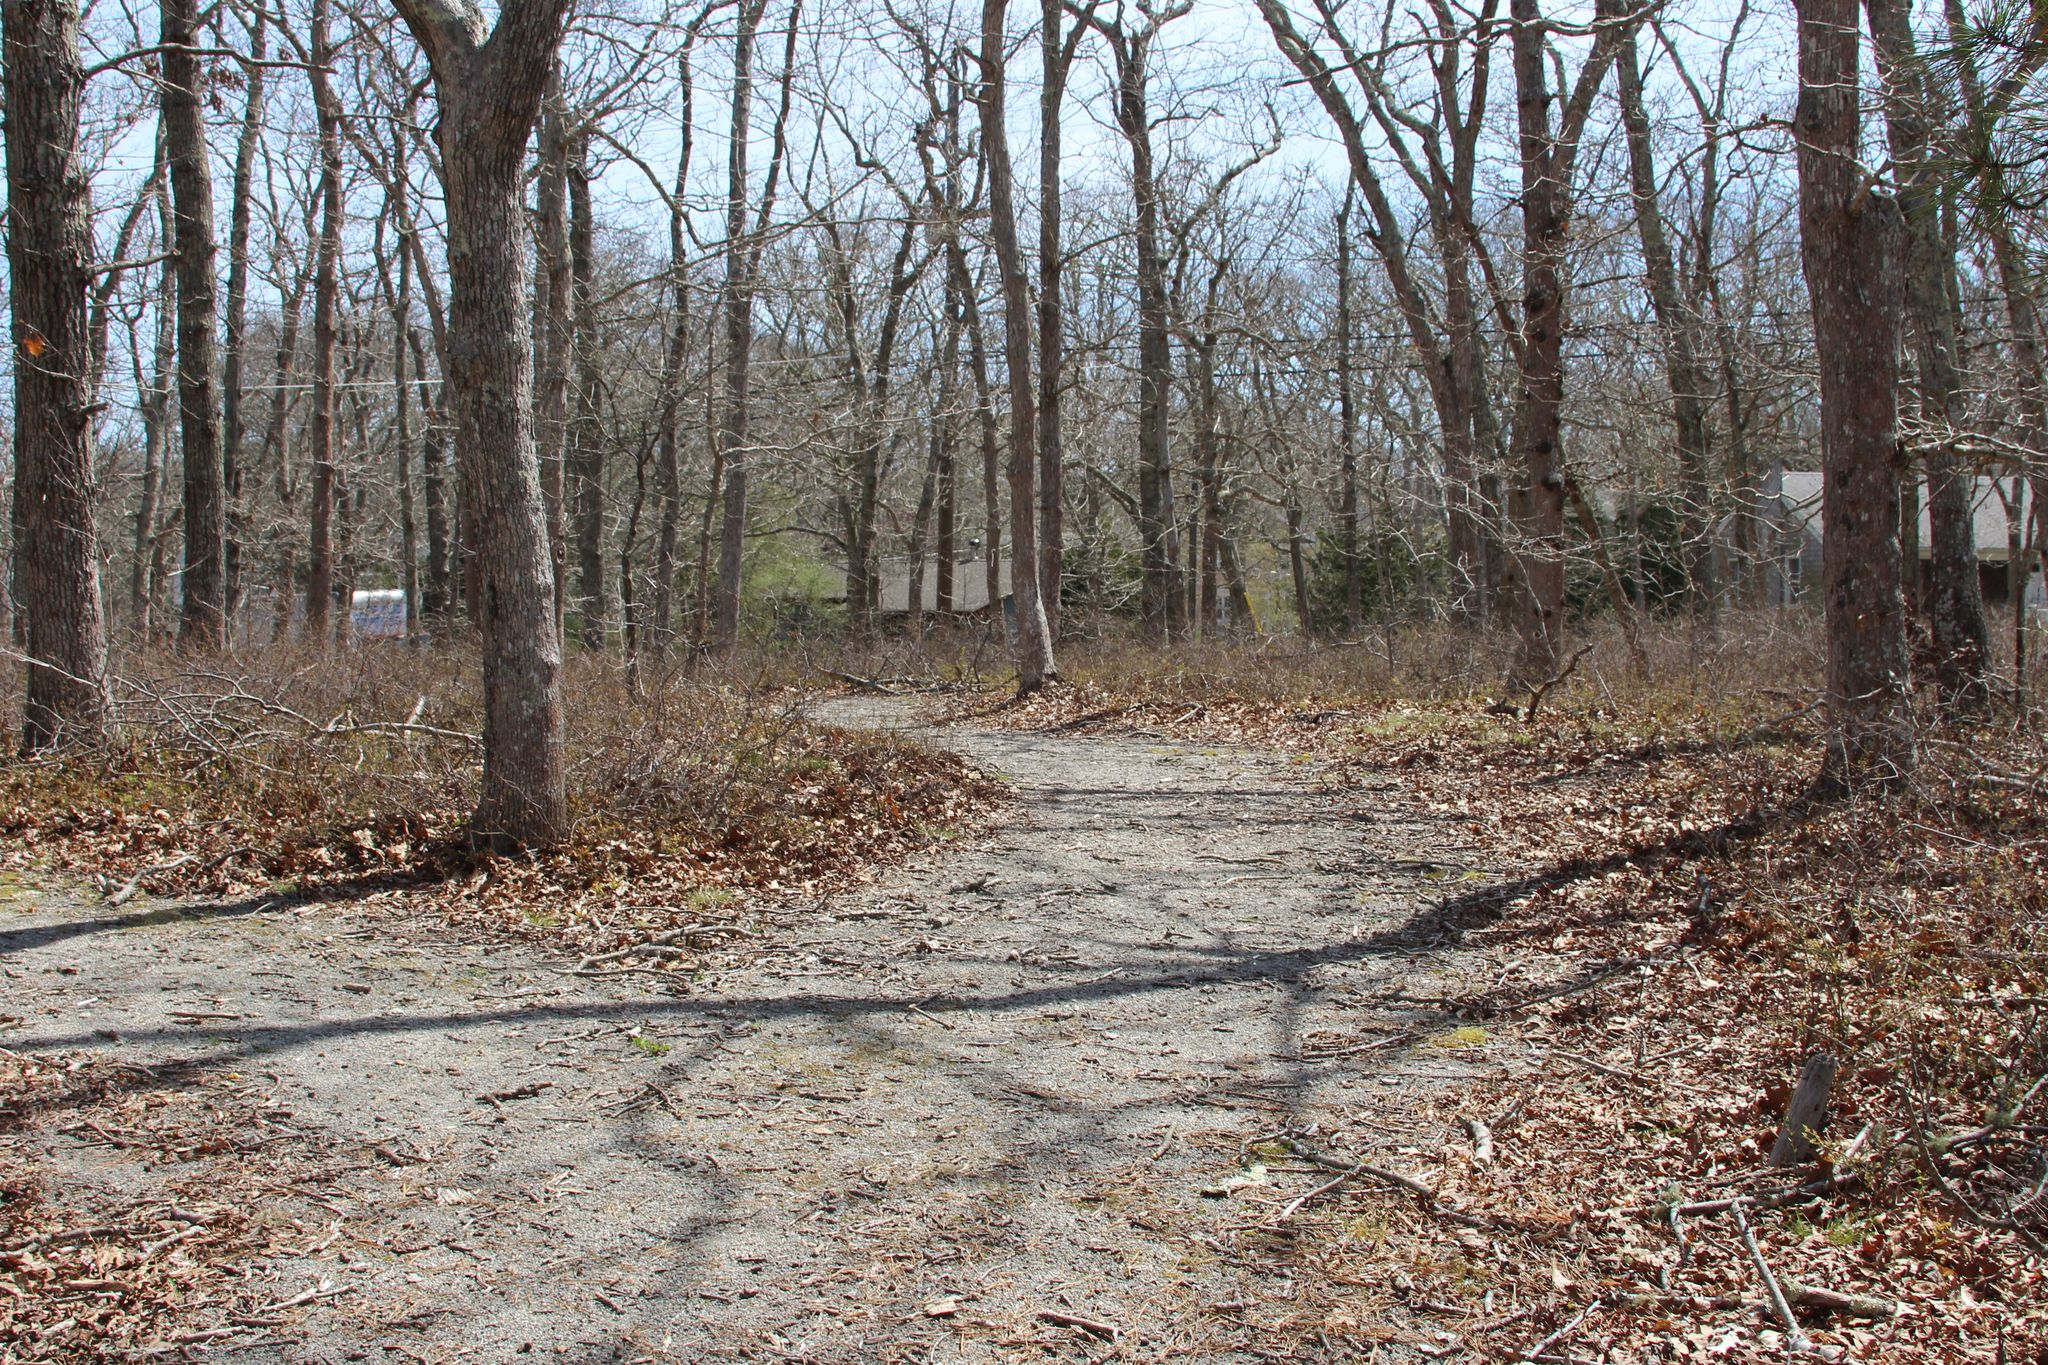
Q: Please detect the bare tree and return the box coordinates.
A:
[162,0,226,650]
[711,0,802,649]
[389,0,576,848]
[977,0,1056,690]
[306,0,345,642]
[5,0,111,748]
[1500,0,1627,685]
[1867,0,1989,705]
[1794,0,1915,791]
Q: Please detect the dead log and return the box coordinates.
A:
[1770,1051,1839,1168]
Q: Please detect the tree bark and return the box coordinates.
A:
[567,133,608,648]
[162,0,225,650]
[1615,21,1717,623]
[5,0,111,748]
[220,3,267,629]
[650,25,704,658]
[1037,0,1084,637]
[1866,0,1989,705]
[1102,17,1185,639]
[976,0,1056,691]
[535,87,571,636]
[391,0,574,849]
[306,0,343,643]
[1795,0,1915,793]
[1504,0,1624,688]
[1335,187,1361,633]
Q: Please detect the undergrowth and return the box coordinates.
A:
[931,616,2048,1361]
[0,643,999,968]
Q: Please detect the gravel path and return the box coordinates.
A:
[3,697,1498,1363]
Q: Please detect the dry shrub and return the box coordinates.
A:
[0,641,998,965]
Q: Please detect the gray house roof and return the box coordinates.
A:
[874,558,1011,614]
[1773,472,2030,561]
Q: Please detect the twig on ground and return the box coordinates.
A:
[1729,1199,1812,1352]
[1518,1300,1598,1361]
[1038,1308,1120,1339]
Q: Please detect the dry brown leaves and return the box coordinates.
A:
[1,1050,353,1362]
[0,649,1003,978]
[950,641,2048,1362]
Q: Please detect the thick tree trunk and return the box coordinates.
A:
[977,0,1055,691]
[162,0,225,650]
[1866,0,1989,705]
[5,0,110,748]
[1795,0,1915,792]
[392,0,574,849]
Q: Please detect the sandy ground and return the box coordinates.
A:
[3,696,1507,1363]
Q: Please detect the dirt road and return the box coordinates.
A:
[4,697,1499,1363]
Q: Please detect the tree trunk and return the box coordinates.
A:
[712,0,772,649]
[976,0,1055,691]
[220,4,266,632]
[1107,25,1183,639]
[1504,0,1621,687]
[1037,0,1078,637]
[162,0,225,650]
[5,0,110,748]
[391,0,575,849]
[535,88,571,636]
[1336,189,1362,634]
[387,225,422,637]
[650,26,703,658]
[568,134,608,648]
[306,0,343,643]
[1944,0,2048,692]
[1795,0,1915,792]
[1866,0,1989,705]
[1615,22,1717,623]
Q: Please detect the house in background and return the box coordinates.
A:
[1754,471,2043,609]
[873,556,1012,616]
[228,586,410,642]
[349,588,408,639]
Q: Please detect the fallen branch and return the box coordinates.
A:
[1286,1141,1506,1231]
[1783,1279,1899,1320]
[1037,1308,1120,1339]
[1729,1199,1811,1352]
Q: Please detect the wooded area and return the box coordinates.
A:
[3,0,2048,1356]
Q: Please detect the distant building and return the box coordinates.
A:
[350,589,408,639]
[874,557,1012,615]
[1757,472,2043,608]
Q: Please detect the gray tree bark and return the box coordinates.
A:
[389,0,575,848]
[1795,0,1916,793]
[5,0,111,749]
[1866,0,1990,705]
[976,0,1056,691]
[162,0,225,650]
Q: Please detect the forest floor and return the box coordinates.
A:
[7,660,2044,1365]
[3,693,1516,1364]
